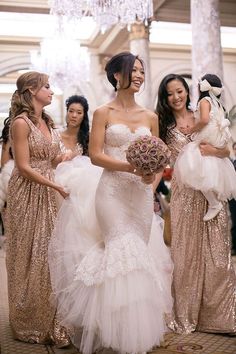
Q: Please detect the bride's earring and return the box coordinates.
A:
[116,80,120,90]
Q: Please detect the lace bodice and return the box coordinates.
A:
[104,123,151,160]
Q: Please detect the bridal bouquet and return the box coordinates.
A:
[126,135,171,175]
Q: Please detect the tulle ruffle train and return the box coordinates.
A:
[48,156,173,354]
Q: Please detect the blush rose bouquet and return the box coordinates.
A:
[126,135,171,175]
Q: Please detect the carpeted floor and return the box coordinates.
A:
[1,237,236,354]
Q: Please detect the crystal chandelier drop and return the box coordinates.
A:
[49,0,153,33]
[31,16,90,90]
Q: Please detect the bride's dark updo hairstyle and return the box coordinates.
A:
[156,74,191,143]
[105,52,144,91]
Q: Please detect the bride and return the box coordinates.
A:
[48,52,173,354]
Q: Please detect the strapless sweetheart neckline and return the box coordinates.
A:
[106,123,151,134]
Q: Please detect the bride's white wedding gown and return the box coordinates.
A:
[48,124,173,354]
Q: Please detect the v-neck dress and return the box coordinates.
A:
[6,115,68,344]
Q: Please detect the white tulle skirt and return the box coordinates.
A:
[48,156,173,354]
[175,141,236,201]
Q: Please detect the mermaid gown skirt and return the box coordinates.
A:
[48,124,173,354]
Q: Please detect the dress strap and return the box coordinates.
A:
[12,114,36,129]
[9,114,35,140]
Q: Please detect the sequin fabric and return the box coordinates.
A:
[5,115,69,345]
[58,128,83,155]
[166,127,236,334]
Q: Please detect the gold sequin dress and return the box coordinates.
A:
[167,127,236,334]
[6,115,69,345]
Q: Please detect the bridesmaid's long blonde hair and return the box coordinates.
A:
[10,71,54,128]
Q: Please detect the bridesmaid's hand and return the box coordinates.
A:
[52,150,75,167]
[56,185,70,199]
[199,142,215,156]
[199,142,230,158]
[61,150,75,162]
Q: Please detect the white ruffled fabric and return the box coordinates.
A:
[175,97,236,201]
[49,151,173,354]
[175,142,236,201]
[0,159,14,211]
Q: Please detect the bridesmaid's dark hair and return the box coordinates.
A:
[105,52,144,91]
[10,71,54,128]
[65,95,89,156]
[0,115,11,145]
[198,73,223,102]
[0,114,13,158]
[156,74,191,142]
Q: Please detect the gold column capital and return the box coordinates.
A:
[129,22,150,41]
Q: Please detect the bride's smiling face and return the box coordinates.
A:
[129,59,145,93]
[115,58,145,93]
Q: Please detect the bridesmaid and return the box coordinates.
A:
[59,95,89,156]
[156,73,236,334]
[6,71,71,346]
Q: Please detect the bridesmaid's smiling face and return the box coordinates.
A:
[166,79,188,112]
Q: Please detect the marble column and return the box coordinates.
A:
[129,22,152,109]
[191,0,223,107]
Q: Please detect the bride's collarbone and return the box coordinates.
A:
[108,115,148,128]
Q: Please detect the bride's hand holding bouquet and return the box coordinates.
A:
[126,135,171,184]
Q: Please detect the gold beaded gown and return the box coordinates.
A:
[167,127,236,334]
[6,115,69,345]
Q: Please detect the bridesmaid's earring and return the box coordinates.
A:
[116,80,120,90]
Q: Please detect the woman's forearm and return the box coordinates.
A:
[191,120,207,133]
[199,142,230,158]
[90,152,133,173]
[213,145,230,158]
[16,164,60,191]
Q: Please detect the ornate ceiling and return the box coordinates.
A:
[0,0,235,83]
[0,0,235,54]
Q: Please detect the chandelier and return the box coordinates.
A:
[49,0,154,33]
[31,16,90,90]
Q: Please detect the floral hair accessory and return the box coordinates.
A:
[199,78,223,97]
[126,135,171,175]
